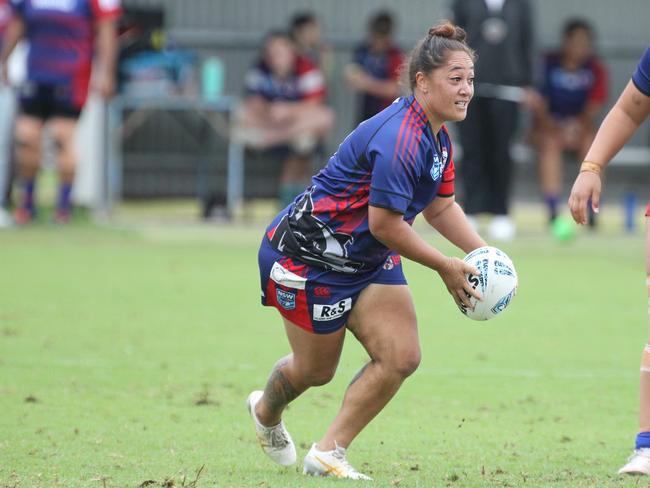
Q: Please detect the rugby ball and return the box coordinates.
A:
[460,246,518,321]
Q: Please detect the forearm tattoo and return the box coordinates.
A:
[264,357,301,412]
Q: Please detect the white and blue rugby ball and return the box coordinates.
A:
[460,246,518,321]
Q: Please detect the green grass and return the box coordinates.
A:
[0,208,648,487]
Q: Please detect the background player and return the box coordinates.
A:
[248,21,487,479]
[568,43,650,475]
[0,0,120,224]
[344,10,404,123]
[532,18,608,225]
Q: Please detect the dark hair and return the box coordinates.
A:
[368,10,395,37]
[404,21,475,93]
[262,29,291,47]
[290,11,317,38]
[563,18,594,39]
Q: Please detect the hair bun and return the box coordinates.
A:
[428,21,466,42]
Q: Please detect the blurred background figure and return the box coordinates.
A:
[1,0,121,225]
[0,0,14,228]
[289,11,333,81]
[450,0,538,241]
[344,10,404,123]
[530,18,608,226]
[236,30,333,207]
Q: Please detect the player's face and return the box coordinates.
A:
[564,28,592,63]
[425,51,474,123]
[265,37,296,78]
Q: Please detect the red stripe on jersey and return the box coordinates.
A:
[405,121,426,167]
[392,108,412,163]
[394,108,420,166]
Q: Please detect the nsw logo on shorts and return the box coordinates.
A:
[313,298,352,322]
[276,289,296,310]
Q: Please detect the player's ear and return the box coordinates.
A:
[415,71,430,94]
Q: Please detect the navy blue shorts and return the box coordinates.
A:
[259,237,407,334]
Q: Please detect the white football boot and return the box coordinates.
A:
[619,448,650,475]
[303,442,372,480]
[246,390,296,466]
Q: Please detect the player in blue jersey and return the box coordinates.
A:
[247,21,488,480]
[0,0,120,224]
[569,44,650,475]
[532,19,608,224]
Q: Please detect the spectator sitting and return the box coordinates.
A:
[289,11,333,80]
[344,10,404,123]
[235,30,334,207]
[531,18,608,224]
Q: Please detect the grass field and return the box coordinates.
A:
[1,204,649,487]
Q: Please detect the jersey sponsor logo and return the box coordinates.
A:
[313,298,352,321]
[32,0,76,11]
[276,289,296,310]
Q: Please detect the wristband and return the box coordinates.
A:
[579,161,603,175]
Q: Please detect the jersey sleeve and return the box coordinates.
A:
[368,122,425,214]
[587,58,608,105]
[90,0,122,21]
[632,44,650,97]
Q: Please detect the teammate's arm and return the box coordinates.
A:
[569,80,650,224]
[0,16,24,84]
[422,197,486,253]
[368,204,481,308]
[94,18,119,98]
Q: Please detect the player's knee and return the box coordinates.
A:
[391,349,421,379]
[304,366,337,387]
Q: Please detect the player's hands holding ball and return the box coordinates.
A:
[438,256,482,310]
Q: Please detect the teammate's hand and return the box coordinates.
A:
[437,257,482,310]
[568,171,601,225]
[94,71,115,99]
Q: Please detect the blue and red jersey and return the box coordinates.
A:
[10,0,121,107]
[352,42,403,120]
[265,95,455,274]
[244,55,325,102]
[633,44,650,97]
[539,52,608,119]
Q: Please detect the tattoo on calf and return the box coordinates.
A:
[264,358,300,412]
